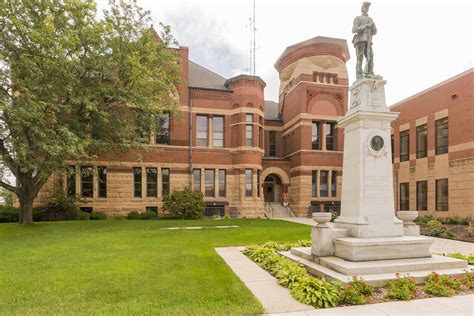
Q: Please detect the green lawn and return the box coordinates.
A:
[0,219,310,315]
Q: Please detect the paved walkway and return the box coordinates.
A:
[215,246,474,315]
[277,217,474,255]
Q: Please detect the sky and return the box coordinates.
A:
[98,0,474,106]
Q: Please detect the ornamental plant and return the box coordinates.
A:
[385,273,417,301]
[162,187,205,219]
[338,276,374,305]
[424,272,461,297]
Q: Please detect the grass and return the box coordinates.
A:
[0,219,310,315]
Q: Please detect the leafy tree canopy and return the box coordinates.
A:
[0,0,181,223]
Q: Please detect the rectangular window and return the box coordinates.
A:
[162,168,170,196]
[436,178,448,211]
[312,122,320,150]
[259,127,263,149]
[435,118,448,155]
[399,182,409,210]
[416,181,427,211]
[400,130,410,162]
[97,166,107,198]
[311,170,317,197]
[246,124,253,147]
[331,171,337,197]
[212,116,224,148]
[205,169,215,197]
[80,166,93,198]
[320,170,328,197]
[219,169,226,197]
[135,109,150,144]
[193,169,201,192]
[257,170,260,197]
[246,113,253,123]
[156,113,170,144]
[245,169,253,197]
[196,115,208,147]
[133,167,142,198]
[416,124,427,159]
[391,135,394,163]
[325,122,335,150]
[269,131,276,156]
[146,168,157,197]
[67,166,76,197]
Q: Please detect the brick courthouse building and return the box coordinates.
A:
[34,36,350,218]
[34,35,473,219]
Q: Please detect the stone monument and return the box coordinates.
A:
[282,3,471,285]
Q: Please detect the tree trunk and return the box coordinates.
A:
[18,196,34,225]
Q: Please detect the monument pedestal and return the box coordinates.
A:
[286,78,471,285]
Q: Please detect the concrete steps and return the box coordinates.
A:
[265,202,292,218]
[280,249,473,287]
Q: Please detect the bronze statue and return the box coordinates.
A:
[352,2,381,80]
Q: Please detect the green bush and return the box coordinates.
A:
[460,271,474,289]
[162,187,205,219]
[427,219,444,236]
[243,240,340,309]
[338,276,374,305]
[127,211,142,220]
[424,272,460,297]
[274,260,307,289]
[385,274,417,301]
[416,215,435,224]
[76,211,91,220]
[141,210,157,220]
[0,206,19,223]
[290,276,340,308]
[339,284,366,305]
[90,212,108,220]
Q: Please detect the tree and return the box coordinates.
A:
[0,0,181,224]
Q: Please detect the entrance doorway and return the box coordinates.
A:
[264,174,282,202]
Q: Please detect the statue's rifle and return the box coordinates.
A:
[364,22,373,76]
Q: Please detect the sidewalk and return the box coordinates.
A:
[277,217,474,255]
[215,246,473,315]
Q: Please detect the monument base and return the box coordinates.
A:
[281,248,471,286]
[333,236,433,261]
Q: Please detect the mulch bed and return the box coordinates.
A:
[420,224,474,243]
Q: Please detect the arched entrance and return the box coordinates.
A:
[264,174,283,202]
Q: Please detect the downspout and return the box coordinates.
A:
[188,88,193,187]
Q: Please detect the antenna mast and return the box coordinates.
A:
[249,0,256,76]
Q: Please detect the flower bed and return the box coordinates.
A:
[243,241,474,309]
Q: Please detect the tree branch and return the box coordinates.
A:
[0,179,18,194]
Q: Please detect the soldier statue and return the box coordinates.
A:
[352,2,381,80]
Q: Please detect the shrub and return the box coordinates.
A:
[127,211,142,220]
[0,206,19,223]
[211,214,221,220]
[416,215,435,224]
[141,210,157,220]
[32,189,90,221]
[427,219,444,237]
[90,212,108,220]
[290,275,340,308]
[459,271,474,289]
[224,214,230,219]
[274,260,307,289]
[162,187,205,219]
[338,276,374,305]
[424,272,460,297]
[339,284,366,305]
[385,274,417,301]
